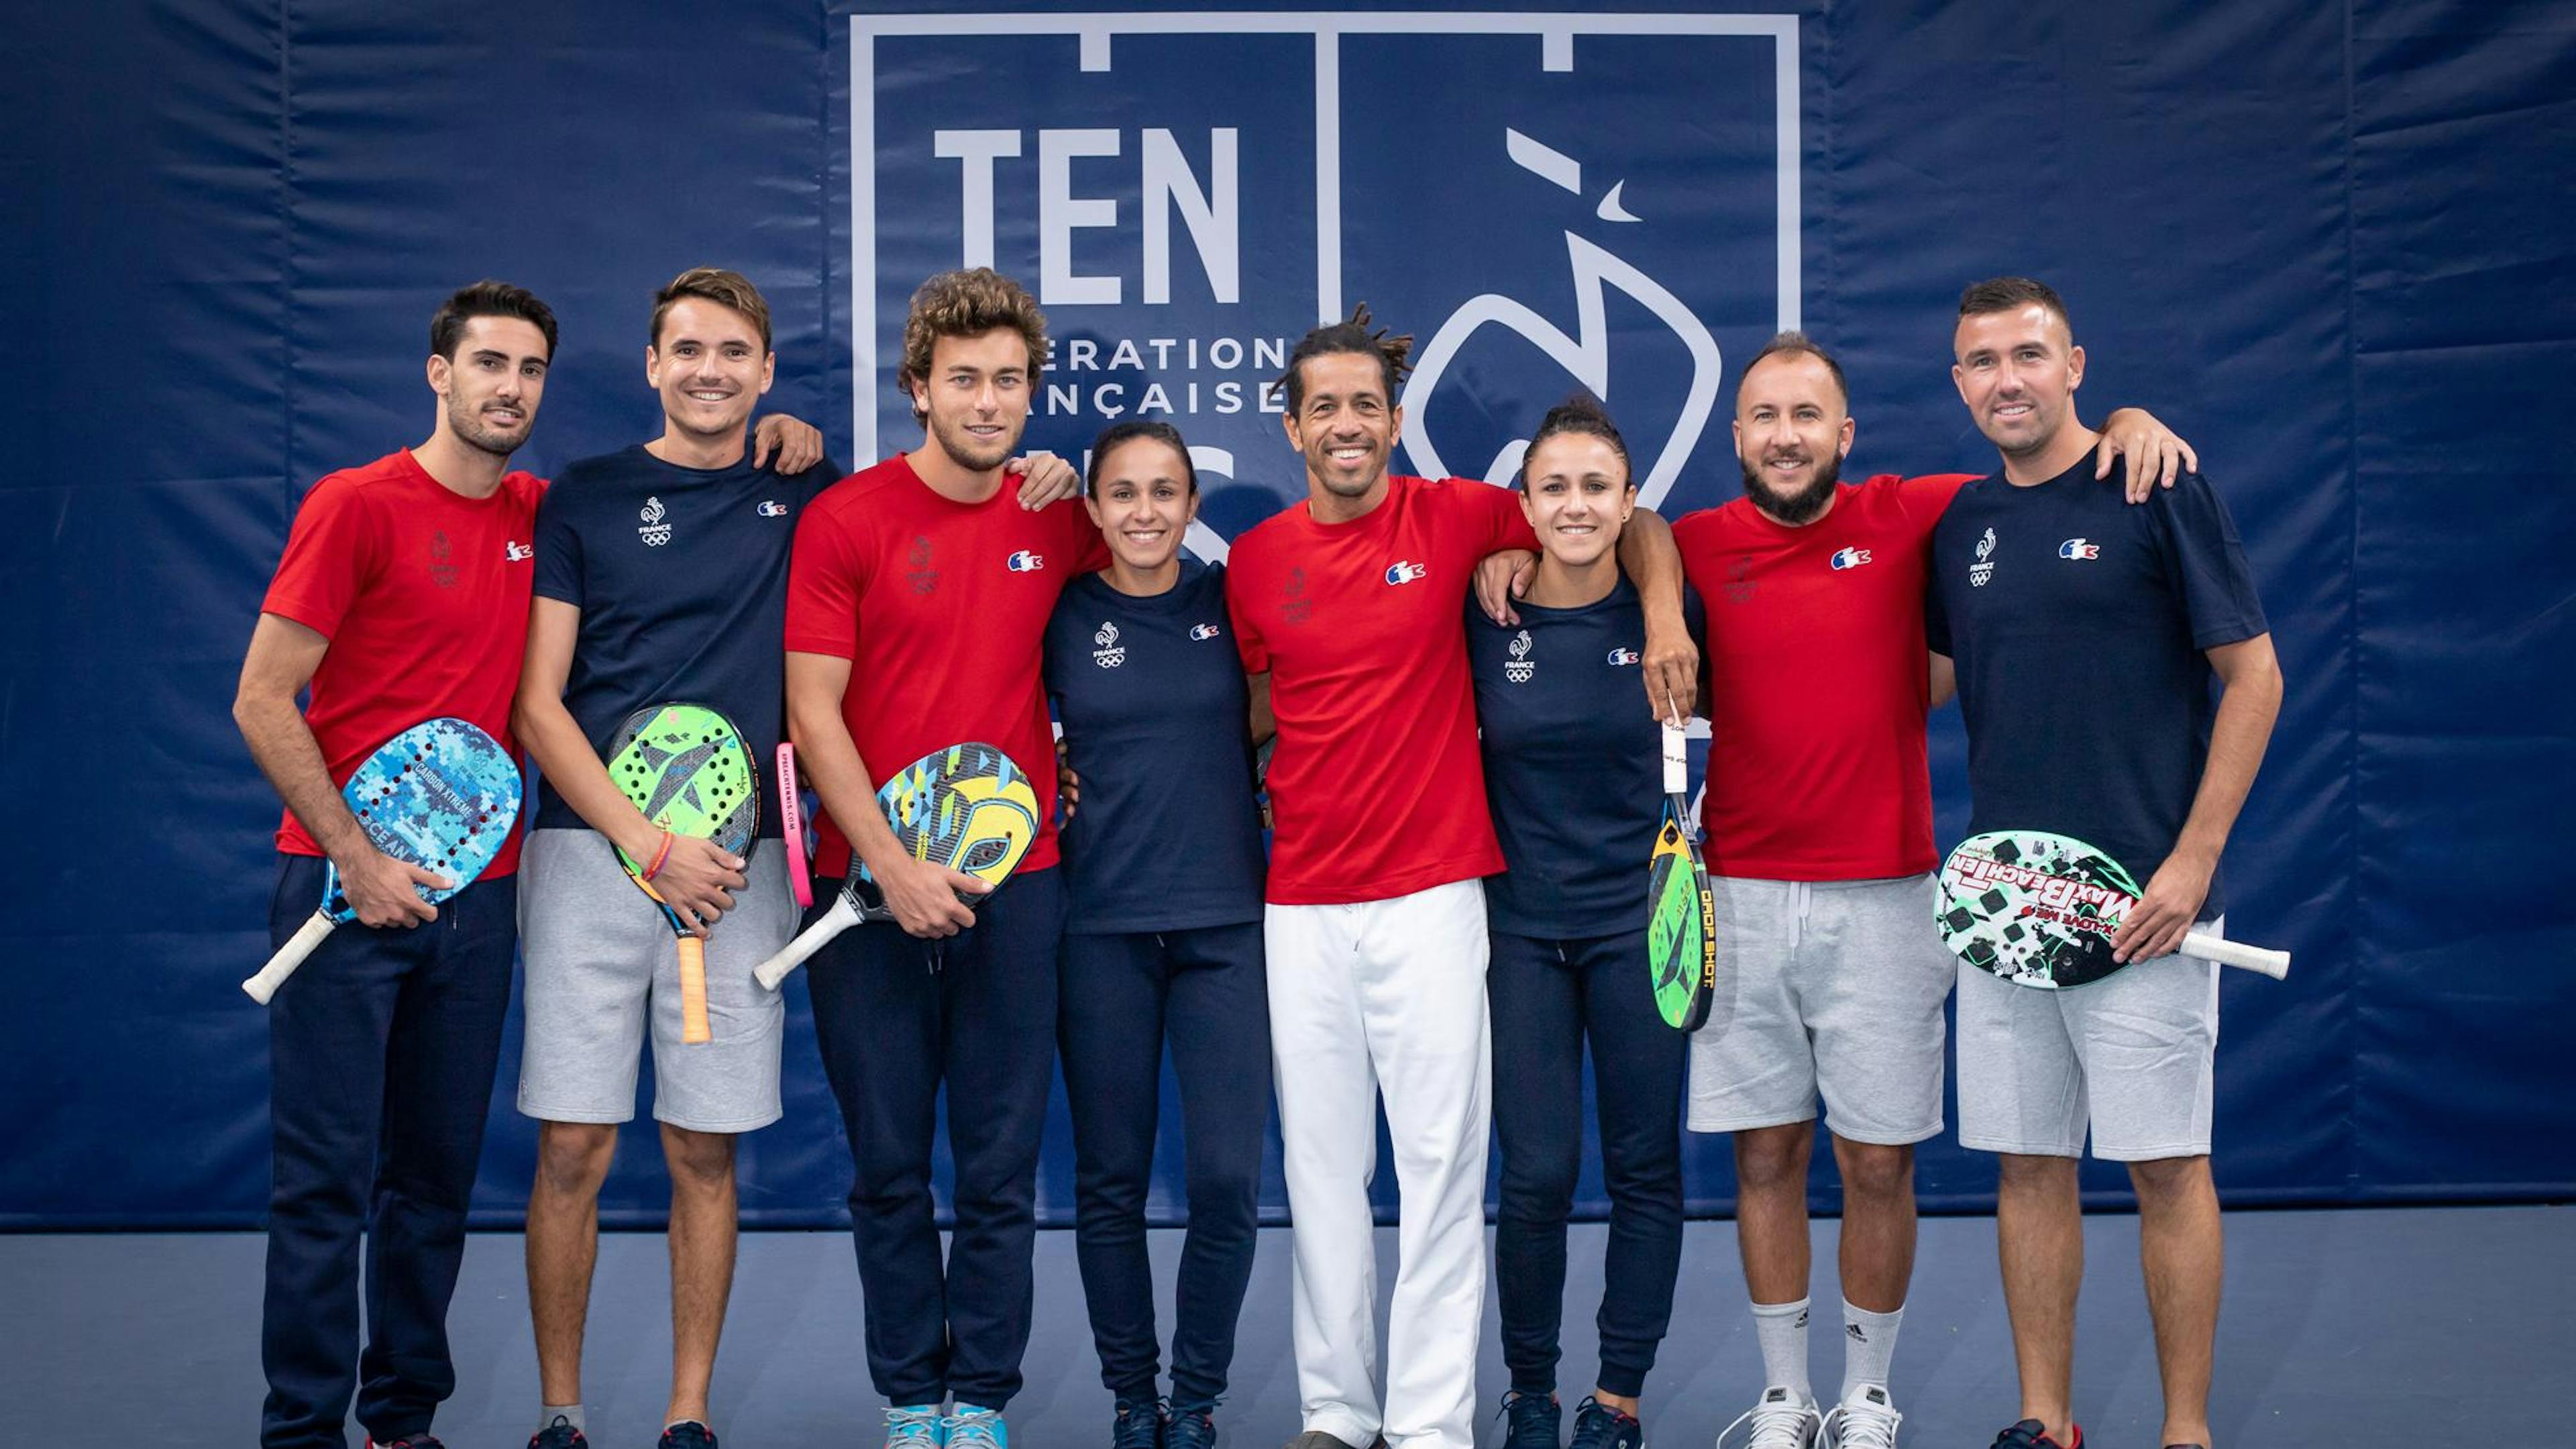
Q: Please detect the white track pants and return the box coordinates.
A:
[1265,878,1491,1449]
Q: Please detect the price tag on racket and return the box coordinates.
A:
[606,702,759,1044]
[243,718,521,1004]
[775,743,816,911]
[1647,700,1717,1031]
[1936,828,2290,989]
[753,741,1041,989]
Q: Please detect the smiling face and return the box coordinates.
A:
[1731,349,1854,527]
[429,315,550,458]
[1084,434,1197,575]
[1282,349,1402,504]
[1519,431,1633,569]
[648,297,773,445]
[1953,302,2086,460]
[912,327,1032,473]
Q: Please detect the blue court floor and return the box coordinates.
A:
[9,1206,2562,1445]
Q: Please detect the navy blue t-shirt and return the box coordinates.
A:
[530,443,840,836]
[1045,559,1267,934]
[1926,458,2267,916]
[1466,574,1662,937]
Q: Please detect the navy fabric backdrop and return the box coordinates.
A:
[5,1,2569,1228]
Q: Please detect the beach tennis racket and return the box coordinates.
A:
[1936,828,2290,989]
[606,702,759,1044]
[753,741,1041,989]
[243,718,521,1004]
[1647,716,1718,1030]
[776,743,814,910]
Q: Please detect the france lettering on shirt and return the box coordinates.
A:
[1927,460,2266,917]
[529,443,840,835]
[1045,559,1267,933]
[1465,576,1662,937]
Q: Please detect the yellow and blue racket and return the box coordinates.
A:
[1648,716,1718,1030]
[753,741,1040,989]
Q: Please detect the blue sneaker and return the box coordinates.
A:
[1113,1395,1166,1449]
[885,1404,948,1447]
[945,1403,1008,1448]
[1166,1398,1220,1449]
[1500,1391,1561,1449]
[1568,1397,1642,1449]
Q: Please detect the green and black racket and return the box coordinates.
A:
[606,702,759,1043]
[1648,714,1717,1030]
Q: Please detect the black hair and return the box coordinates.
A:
[1957,276,2074,338]
[1085,419,1199,496]
[429,279,558,362]
[1270,302,1413,413]
[1515,391,1633,491]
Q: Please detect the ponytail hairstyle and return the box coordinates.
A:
[1515,390,1632,491]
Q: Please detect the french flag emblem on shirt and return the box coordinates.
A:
[1385,560,1428,585]
[1007,549,1046,572]
[2058,538,2101,560]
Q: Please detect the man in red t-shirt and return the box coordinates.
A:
[1225,309,1690,1449]
[232,281,557,1449]
[1670,333,2191,1449]
[783,268,1105,1449]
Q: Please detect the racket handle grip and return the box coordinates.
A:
[2184,930,2290,979]
[753,894,860,991]
[678,934,713,1044]
[1661,720,1688,796]
[243,911,335,1004]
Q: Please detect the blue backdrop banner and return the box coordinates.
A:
[5,0,2570,1228]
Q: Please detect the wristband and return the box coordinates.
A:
[643,829,675,881]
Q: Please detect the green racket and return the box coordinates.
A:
[606,702,759,1043]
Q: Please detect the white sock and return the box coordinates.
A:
[1840,1299,1904,1399]
[1750,1296,1813,1402]
[541,1403,585,1432]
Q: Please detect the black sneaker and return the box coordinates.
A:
[1499,1391,1561,1449]
[1113,1395,1166,1449]
[1990,1421,2081,1449]
[660,1423,718,1449]
[530,1416,588,1449]
[1167,1400,1220,1449]
[1568,1397,1642,1449]
[368,1437,447,1449]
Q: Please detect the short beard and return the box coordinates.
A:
[1739,449,1844,525]
[447,409,529,460]
[927,408,1022,474]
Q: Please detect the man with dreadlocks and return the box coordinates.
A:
[1222,309,1693,1449]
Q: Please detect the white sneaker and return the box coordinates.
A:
[1821,1385,1902,1449]
[1718,1385,1822,1448]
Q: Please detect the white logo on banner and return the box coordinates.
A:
[851,11,1801,560]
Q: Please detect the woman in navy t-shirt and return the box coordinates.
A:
[1466,396,1686,1449]
[1043,421,1270,1449]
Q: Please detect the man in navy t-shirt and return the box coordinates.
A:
[508,268,834,1449]
[1927,277,2282,1449]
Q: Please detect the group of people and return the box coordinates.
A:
[235,264,2280,1449]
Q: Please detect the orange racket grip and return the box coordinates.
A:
[678,933,713,1044]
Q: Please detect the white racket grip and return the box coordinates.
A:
[1661,720,1688,797]
[2184,930,2290,979]
[243,911,335,1004]
[753,894,862,990]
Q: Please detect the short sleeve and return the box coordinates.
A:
[1897,473,1979,541]
[1453,476,1540,555]
[260,472,381,641]
[1224,555,1269,674]
[530,478,584,608]
[784,499,870,659]
[2149,472,2269,649]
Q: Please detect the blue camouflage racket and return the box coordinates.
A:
[242,718,521,1003]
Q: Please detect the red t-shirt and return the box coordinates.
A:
[784,455,1107,876]
[1225,476,1540,905]
[260,449,546,875]
[1674,473,1974,881]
